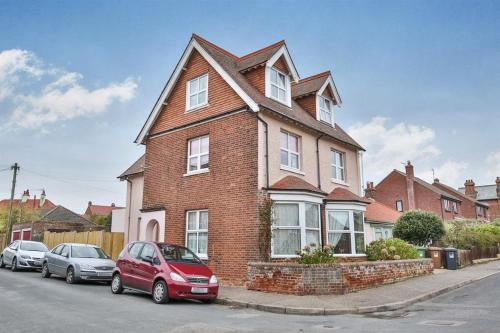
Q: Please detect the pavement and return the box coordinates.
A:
[217,260,500,315]
[1,265,500,332]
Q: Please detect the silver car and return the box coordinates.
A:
[0,240,48,271]
[41,243,115,284]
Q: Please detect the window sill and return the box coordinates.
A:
[271,254,300,259]
[280,165,305,176]
[183,169,209,177]
[333,253,366,257]
[331,178,349,186]
[185,103,209,113]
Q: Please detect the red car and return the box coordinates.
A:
[111,241,218,304]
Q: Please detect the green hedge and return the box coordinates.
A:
[366,238,419,261]
[393,210,445,246]
[443,220,500,249]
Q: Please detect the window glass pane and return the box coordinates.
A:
[271,69,277,84]
[200,154,209,169]
[273,229,300,255]
[187,233,197,252]
[331,151,337,165]
[355,233,365,254]
[189,95,197,108]
[375,230,383,240]
[306,230,320,247]
[189,157,198,171]
[198,232,208,254]
[129,243,144,259]
[319,97,325,108]
[187,212,197,230]
[328,211,349,231]
[198,90,207,105]
[140,244,155,260]
[339,168,345,181]
[305,203,319,228]
[199,75,207,90]
[278,88,285,101]
[325,99,331,110]
[271,85,278,98]
[189,79,198,93]
[328,233,351,254]
[288,135,298,152]
[274,204,299,226]
[280,132,288,149]
[200,136,209,153]
[189,138,199,155]
[199,211,208,229]
[354,211,364,232]
[278,72,286,88]
[331,166,337,180]
[280,149,288,166]
[290,153,299,169]
[338,153,344,167]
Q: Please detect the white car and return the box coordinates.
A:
[0,240,49,271]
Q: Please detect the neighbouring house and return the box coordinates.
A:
[127,34,368,284]
[364,181,401,243]
[373,161,489,221]
[11,205,101,242]
[433,179,489,220]
[0,190,56,214]
[459,177,500,220]
[83,201,122,229]
[111,155,145,242]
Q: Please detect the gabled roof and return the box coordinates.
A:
[135,34,363,151]
[84,204,121,217]
[458,184,498,201]
[269,175,325,195]
[325,187,371,203]
[118,154,145,180]
[291,71,342,105]
[434,181,488,207]
[0,198,56,211]
[237,40,285,72]
[392,170,462,201]
[41,205,93,226]
[365,199,401,224]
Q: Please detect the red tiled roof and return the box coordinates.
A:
[84,204,121,217]
[238,40,285,61]
[365,199,401,224]
[0,199,56,211]
[325,187,371,203]
[269,176,325,194]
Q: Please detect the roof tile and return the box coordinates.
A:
[269,175,325,194]
[325,187,371,203]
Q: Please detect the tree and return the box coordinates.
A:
[0,207,41,233]
[393,210,445,246]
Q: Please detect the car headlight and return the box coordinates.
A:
[209,275,218,284]
[80,264,95,271]
[20,255,31,259]
[170,272,185,282]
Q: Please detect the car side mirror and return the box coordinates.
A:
[143,255,153,264]
[153,257,161,266]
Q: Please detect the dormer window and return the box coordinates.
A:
[186,73,208,111]
[266,67,291,106]
[318,96,333,124]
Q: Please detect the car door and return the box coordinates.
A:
[135,243,161,292]
[47,245,63,273]
[58,245,71,275]
[5,241,19,264]
[121,242,144,289]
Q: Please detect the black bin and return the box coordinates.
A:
[443,248,458,270]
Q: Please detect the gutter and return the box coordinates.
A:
[316,134,324,189]
[125,178,133,244]
[256,114,270,188]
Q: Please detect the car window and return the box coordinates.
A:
[158,244,201,264]
[20,242,48,252]
[71,246,107,259]
[128,243,144,259]
[9,241,18,250]
[60,245,69,257]
[140,244,156,261]
[52,245,63,255]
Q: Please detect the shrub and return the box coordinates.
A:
[393,210,445,246]
[443,220,500,249]
[296,243,337,264]
[366,238,419,261]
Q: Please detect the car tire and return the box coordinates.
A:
[66,267,76,284]
[111,273,123,294]
[41,262,51,278]
[11,257,18,272]
[152,280,169,304]
[0,255,5,268]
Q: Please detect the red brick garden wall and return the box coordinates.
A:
[247,259,433,295]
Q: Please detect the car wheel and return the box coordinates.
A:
[111,273,123,294]
[41,262,51,278]
[11,257,18,272]
[0,255,5,268]
[152,280,169,304]
[66,267,76,284]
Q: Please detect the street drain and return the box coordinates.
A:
[418,320,466,327]
[311,324,342,331]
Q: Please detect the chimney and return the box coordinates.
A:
[405,161,416,209]
[433,178,439,184]
[496,177,500,198]
[111,203,115,207]
[464,179,477,199]
[88,201,92,207]
[364,181,376,199]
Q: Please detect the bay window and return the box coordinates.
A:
[327,210,365,255]
[186,210,208,258]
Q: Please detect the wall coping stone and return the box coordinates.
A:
[248,258,432,268]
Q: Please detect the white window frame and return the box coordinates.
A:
[271,201,321,258]
[186,73,208,111]
[452,201,458,214]
[444,199,451,212]
[318,95,333,125]
[326,209,365,256]
[280,131,300,171]
[331,149,345,183]
[185,210,208,259]
[186,135,209,174]
[396,200,403,212]
[374,226,393,240]
[266,66,291,107]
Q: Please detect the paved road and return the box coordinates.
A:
[0,268,499,333]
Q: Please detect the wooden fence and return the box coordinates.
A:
[458,246,499,267]
[43,231,124,260]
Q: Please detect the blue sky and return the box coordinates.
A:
[0,0,499,212]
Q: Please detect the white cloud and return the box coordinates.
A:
[486,151,500,178]
[418,160,468,185]
[0,48,137,129]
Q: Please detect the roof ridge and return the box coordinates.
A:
[238,40,285,61]
[192,33,239,60]
[295,71,330,84]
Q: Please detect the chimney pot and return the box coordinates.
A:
[111,203,115,207]
[405,161,414,179]
[464,179,477,199]
[88,201,92,207]
[434,178,439,183]
[496,177,500,198]
[364,181,376,199]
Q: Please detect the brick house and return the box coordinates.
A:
[373,161,489,220]
[433,179,489,220]
[131,34,368,284]
[459,178,500,220]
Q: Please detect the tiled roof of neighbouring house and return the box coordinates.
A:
[393,170,462,202]
[325,187,371,203]
[269,175,326,195]
[458,184,498,201]
[118,154,146,180]
[365,199,401,224]
[0,198,56,211]
[42,205,93,226]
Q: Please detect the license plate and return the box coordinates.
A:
[191,287,208,294]
[98,272,112,277]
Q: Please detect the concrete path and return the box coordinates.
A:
[217,260,500,315]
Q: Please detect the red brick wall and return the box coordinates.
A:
[247,259,433,295]
[482,199,500,220]
[273,56,289,73]
[295,94,316,119]
[244,65,265,95]
[143,111,259,285]
[150,50,246,135]
[373,172,409,212]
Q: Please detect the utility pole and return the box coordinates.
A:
[6,163,20,245]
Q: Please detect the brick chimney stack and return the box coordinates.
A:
[433,178,440,184]
[88,201,92,207]
[464,179,477,199]
[365,181,376,199]
[405,161,416,209]
[111,203,115,207]
[496,177,500,198]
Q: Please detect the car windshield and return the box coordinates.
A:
[158,244,201,264]
[71,246,108,259]
[20,242,48,252]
